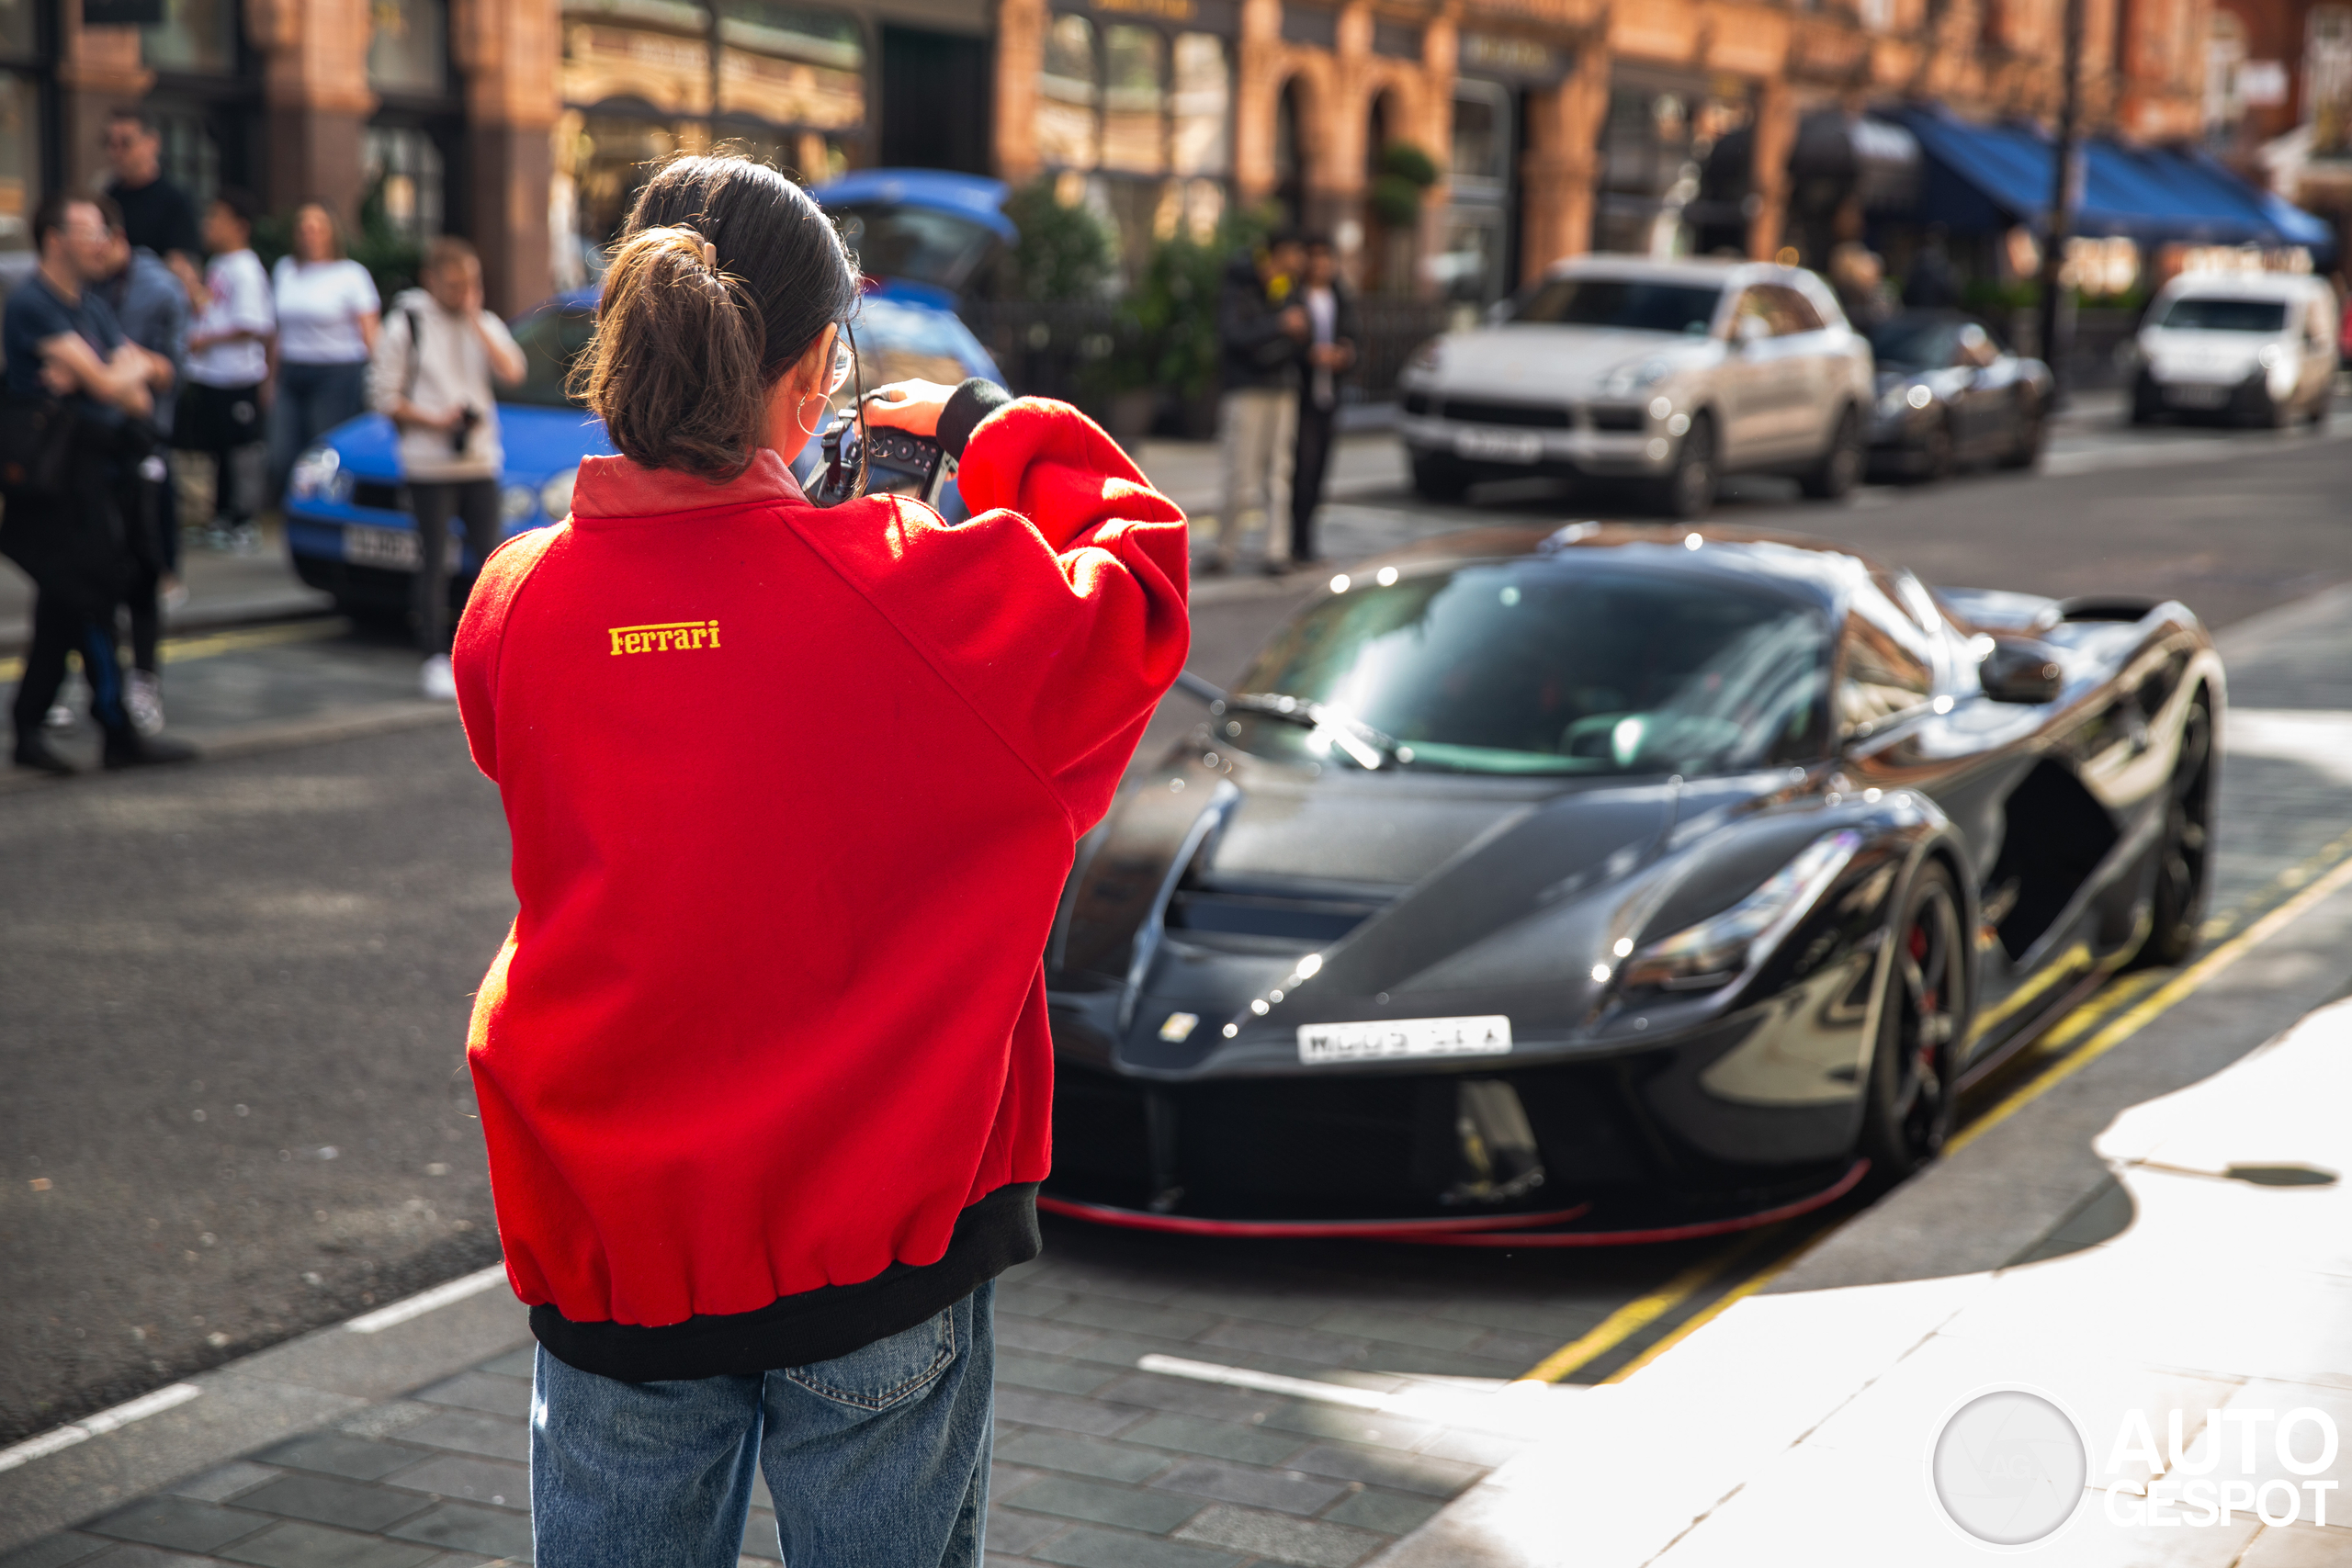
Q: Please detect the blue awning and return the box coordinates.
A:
[1876,105,2334,255]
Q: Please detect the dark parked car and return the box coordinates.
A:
[1041,525,2218,1242]
[1865,312,2052,481]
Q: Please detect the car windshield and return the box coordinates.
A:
[1510,277,1723,335]
[1867,317,1964,369]
[1227,561,1829,775]
[2159,297,2288,333]
[505,303,596,409]
[834,204,999,294]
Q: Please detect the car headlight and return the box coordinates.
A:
[1877,385,1928,418]
[2257,344,2283,370]
[500,484,537,525]
[538,464,580,524]
[1601,358,1672,399]
[288,446,341,502]
[1620,829,1864,993]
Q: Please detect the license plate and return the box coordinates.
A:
[345,525,420,570]
[2163,384,2230,409]
[1297,1015,1512,1066]
[1456,428,1543,463]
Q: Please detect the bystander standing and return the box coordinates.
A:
[1289,234,1358,567]
[1,194,192,774]
[1827,243,1897,331]
[1208,231,1307,576]
[270,201,380,501]
[99,111,201,275]
[175,189,272,554]
[368,237,523,700]
[92,205,190,738]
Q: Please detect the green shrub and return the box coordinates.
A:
[1001,176,1119,302]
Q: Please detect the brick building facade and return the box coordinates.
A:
[1,0,2222,313]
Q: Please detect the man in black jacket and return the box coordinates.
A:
[1289,235,1359,566]
[1209,231,1307,575]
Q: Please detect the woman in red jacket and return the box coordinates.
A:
[452,155,1188,1564]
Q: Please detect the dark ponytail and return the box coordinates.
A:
[574,155,861,481]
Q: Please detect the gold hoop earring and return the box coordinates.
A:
[795,392,829,438]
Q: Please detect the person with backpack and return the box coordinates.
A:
[450,152,1188,1562]
[367,236,524,700]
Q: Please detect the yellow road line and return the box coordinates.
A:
[1944,845,2352,1156]
[1606,1234,1822,1383]
[1536,829,2352,1390]
[1515,1241,1768,1384]
[0,616,340,686]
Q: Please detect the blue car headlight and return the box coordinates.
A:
[1621,830,1865,992]
[537,463,580,524]
[288,446,345,502]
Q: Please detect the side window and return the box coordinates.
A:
[1838,582,1935,739]
[1765,285,1825,335]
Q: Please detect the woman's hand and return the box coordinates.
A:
[860,379,956,438]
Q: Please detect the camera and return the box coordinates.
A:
[449,406,481,456]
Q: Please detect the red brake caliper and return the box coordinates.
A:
[1909,923,1938,1069]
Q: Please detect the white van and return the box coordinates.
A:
[2128,273,2339,428]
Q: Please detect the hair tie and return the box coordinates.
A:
[701,241,718,270]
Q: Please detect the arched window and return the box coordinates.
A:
[1038,13,1101,168]
[1102,24,1166,173]
[1172,32,1230,176]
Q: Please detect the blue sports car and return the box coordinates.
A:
[282,172,1011,622]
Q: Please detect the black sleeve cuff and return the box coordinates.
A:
[937,378,1014,460]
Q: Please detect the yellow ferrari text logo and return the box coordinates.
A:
[609,620,720,655]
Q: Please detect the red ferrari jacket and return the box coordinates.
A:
[453,395,1188,1379]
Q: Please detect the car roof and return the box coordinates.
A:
[808,168,1017,243]
[2154,271,2325,299]
[1351,522,1887,612]
[1543,254,1798,288]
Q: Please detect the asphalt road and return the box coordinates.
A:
[5,412,2351,1450]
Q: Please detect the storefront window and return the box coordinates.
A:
[0,73,35,252]
[1102,24,1165,174]
[1171,33,1228,176]
[369,0,449,96]
[1451,82,1508,189]
[1038,14,1100,168]
[1595,76,1751,257]
[720,2,865,135]
[364,125,444,241]
[143,0,239,74]
[0,0,32,58]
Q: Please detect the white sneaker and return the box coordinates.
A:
[127,671,165,737]
[43,703,74,730]
[420,654,457,702]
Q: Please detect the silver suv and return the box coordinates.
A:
[1397,256,1876,518]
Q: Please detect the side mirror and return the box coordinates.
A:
[1735,316,1770,349]
[1980,637,2064,704]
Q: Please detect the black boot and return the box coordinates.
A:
[102,729,198,769]
[12,735,75,775]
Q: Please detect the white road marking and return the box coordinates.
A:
[0,1382,200,1473]
[345,1263,510,1334]
[1137,1353,1396,1409]
[2225,707,2352,784]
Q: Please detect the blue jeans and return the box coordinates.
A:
[530,1282,995,1567]
[268,359,370,501]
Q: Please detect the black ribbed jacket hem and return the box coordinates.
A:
[530,1181,1041,1383]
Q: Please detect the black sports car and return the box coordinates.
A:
[1041,525,2218,1242]
[1865,312,2052,481]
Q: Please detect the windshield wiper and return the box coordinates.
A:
[1173,671,1405,770]
[1225,692,1405,771]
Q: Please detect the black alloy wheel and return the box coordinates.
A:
[2131,696,2214,969]
[1649,412,1717,520]
[1997,394,2045,469]
[1800,405,1864,500]
[1411,449,1473,502]
[1859,861,1967,1181]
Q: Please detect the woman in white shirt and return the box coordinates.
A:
[269,201,380,499]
